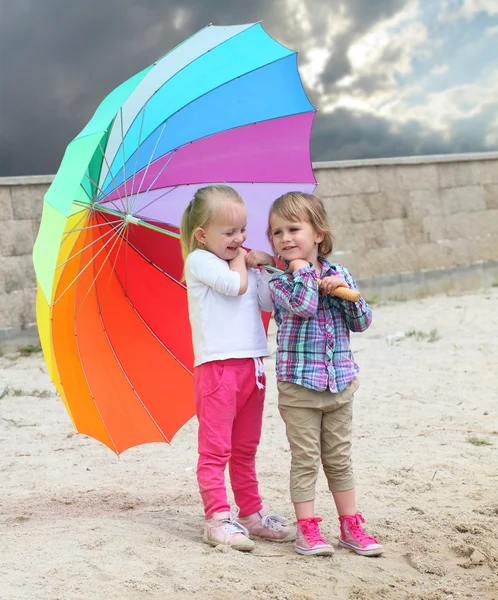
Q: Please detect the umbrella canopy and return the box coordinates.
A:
[33,23,317,453]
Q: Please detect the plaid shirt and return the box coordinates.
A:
[269,258,372,392]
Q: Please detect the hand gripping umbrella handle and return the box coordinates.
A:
[317,280,361,302]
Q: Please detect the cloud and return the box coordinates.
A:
[439,0,498,21]
[311,105,498,162]
[0,0,497,177]
[431,64,450,75]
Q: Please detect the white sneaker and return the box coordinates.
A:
[238,504,296,542]
[203,511,255,552]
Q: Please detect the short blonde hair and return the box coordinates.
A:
[267,191,333,256]
[180,185,245,261]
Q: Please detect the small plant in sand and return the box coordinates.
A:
[466,436,493,447]
[19,344,42,356]
[1,386,9,400]
[406,328,440,342]
[7,388,55,398]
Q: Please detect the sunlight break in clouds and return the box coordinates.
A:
[439,0,498,21]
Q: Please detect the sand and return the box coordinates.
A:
[1,287,497,600]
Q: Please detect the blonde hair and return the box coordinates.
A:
[267,191,333,256]
[180,185,245,261]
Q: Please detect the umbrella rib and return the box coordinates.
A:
[99,22,262,191]
[85,171,126,215]
[114,107,316,208]
[127,106,147,213]
[130,149,178,215]
[53,223,124,305]
[70,224,119,454]
[119,108,130,213]
[109,259,192,376]
[62,218,122,236]
[132,185,178,217]
[118,234,186,290]
[94,215,129,312]
[96,142,127,213]
[60,210,91,247]
[90,244,171,446]
[128,121,168,214]
[102,50,304,199]
[56,217,122,270]
[74,222,127,319]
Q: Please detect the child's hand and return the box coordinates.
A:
[229,246,247,265]
[245,250,276,269]
[319,276,349,294]
[287,259,309,273]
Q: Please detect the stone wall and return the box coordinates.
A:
[0,176,51,351]
[1,152,497,351]
[318,153,498,300]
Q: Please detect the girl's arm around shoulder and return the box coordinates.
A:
[185,250,241,296]
[335,266,372,332]
[268,264,319,318]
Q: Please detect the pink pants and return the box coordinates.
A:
[194,358,265,519]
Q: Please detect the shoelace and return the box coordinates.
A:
[345,514,378,544]
[260,512,287,532]
[301,517,328,545]
[220,516,250,537]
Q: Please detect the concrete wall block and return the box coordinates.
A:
[381,218,406,248]
[349,195,374,223]
[331,250,361,276]
[473,235,498,262]
[335,221,385,254]
[316,167,379,196]
[417,240,470,271]
[424,210,498,242]
[440,186,486,214]
[437,162,476,188]
[0,219,35,257]
[322,195,353,224]
[0,289,36,330]
[376,166,398,190]
[473,160,498,184]
[395,164,439,190]
[0,255,36,293]
[406,189,443,221]
[404,220,425,244]
[11,184,47,220]
[0,187,14,220]
[484,184,498,209]
[359,245,419,277]
[367,190,408,220]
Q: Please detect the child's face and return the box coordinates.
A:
[196,202,247,261]
[269,212,323,264]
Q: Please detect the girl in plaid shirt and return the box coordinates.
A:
[250,191,384,557]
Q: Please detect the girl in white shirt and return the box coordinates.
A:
[180,185,295,551]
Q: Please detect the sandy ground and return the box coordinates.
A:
[1,288,497,600]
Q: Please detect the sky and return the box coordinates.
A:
[1,0,498,176]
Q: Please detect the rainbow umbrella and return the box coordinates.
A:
[33,23,316,453]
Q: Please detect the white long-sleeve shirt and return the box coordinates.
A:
[185,249,273,366]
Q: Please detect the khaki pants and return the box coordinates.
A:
[278,378,359,503]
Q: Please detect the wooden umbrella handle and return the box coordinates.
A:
[317,279,361,302]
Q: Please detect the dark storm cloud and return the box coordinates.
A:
[320,0,411,88]
[0,0,496,177]
[0,0,286,176]
[310,107,495,161]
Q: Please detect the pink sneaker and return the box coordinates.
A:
[238,504,296,542]
[295,517,335,556]
[203,511,255,552]
[338,513,384,556]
